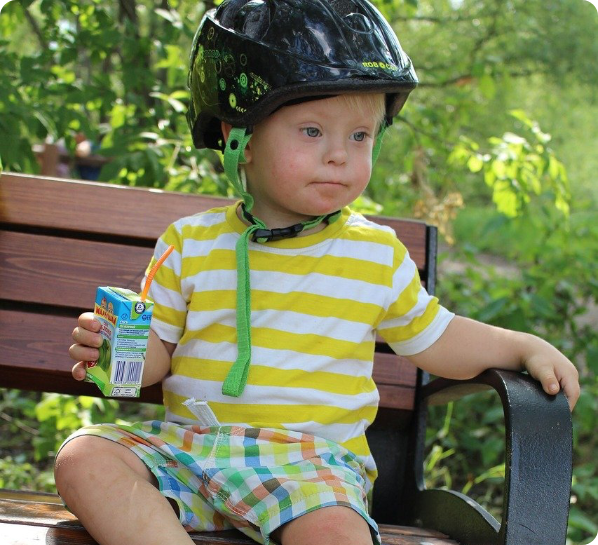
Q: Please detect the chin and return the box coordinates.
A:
[306,201,347,216]
[303,207,339,219]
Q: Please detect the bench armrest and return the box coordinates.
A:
[412,369,572,545]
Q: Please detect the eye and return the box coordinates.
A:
[351,131,367,142]
[302,127,321,138]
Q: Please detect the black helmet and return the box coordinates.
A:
[187,0,418,150]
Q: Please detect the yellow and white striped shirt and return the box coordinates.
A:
[146,204,454,485]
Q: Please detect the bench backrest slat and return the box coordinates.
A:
[1,174,430,270]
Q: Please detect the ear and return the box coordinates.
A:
[221,121,233,143]
[220,121,253,163]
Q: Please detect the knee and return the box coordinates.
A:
[54,435,107,495]
[310,506,370,537]
[278,506,373,545]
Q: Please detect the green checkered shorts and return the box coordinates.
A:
[60,422,380,544]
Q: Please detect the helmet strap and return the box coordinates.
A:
[241,205,340,243]
[221,126,342,396]
[222,125,265,397]
[223,127,254,211]
[372,124,387,166]
[222,122,386,397]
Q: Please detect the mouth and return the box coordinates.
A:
[312,180,345,187]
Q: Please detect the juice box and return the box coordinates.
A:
[85,286,153,398]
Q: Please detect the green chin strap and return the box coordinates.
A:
[372,123,387,166]
[220,124,386,398]
[221,127,262,397]
[223,127,254,211]
[221,127,340,397]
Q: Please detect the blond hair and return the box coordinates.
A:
[336,93,386,130]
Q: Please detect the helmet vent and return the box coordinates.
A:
[236,0,271,39]
[217,0,250,28]
[328,0,360,17]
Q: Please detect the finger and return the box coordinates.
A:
[69,342,100,364]
[534,366,561,396]
[78,312,100,331]
[559,375,581,411]
[72,361,88,382]
[534,364,580,412]
[74,313,101,343]
[71,325,102,349]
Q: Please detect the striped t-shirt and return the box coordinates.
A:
[145,204,454,485]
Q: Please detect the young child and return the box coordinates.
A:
[55,1,580,545]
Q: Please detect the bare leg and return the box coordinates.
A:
[55,435,194,545]
[274,506,374,545]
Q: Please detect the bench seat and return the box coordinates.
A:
[0,489,458,545]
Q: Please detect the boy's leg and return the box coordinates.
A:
[55,435,194,545]
[274,506,375,545]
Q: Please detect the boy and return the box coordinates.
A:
[55,1,580,545]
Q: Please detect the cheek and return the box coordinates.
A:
[354,159,372,188]
[271,153,309,182]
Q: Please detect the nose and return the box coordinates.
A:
[323,137,348,165]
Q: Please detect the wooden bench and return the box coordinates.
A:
[0,172,574,545]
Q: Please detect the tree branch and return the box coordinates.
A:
[0,411,39,436]
[119,0,138,25]
[396,115,454,149]
[416,68,540,88]
[394,15,473,23]
[21,5,47,50]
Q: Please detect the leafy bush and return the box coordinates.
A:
[0,388,163,493]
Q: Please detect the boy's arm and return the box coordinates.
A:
[407,315,580,409]
[141,329,175,387]
[70,312,173,387]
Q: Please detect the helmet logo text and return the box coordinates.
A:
[362,61,397,71]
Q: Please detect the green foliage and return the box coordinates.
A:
[0,457,54,491]
[449,110,570,218]
[0,0,228,194]
[425,394,506,518]
[0,389,54,492]
[33,393,119,459]
[0,388,163,492]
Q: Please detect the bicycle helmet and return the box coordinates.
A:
[187,0,418,150]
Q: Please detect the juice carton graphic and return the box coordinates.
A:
[85,287,153,397]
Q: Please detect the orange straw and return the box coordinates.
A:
[140,245,175,301]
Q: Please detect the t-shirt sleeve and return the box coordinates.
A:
[141,222,187,344]
[377,239,454,356]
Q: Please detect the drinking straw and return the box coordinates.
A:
[140,245,175,302]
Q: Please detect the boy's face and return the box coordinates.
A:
[238,95,380,228]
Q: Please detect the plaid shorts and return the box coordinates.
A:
[60,422,380,544]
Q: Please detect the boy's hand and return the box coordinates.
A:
[521,336,580,411]
[69,312,102,381]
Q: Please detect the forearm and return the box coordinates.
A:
[408,315,580,409]
[141,329,175,387]
[408,315,529,379]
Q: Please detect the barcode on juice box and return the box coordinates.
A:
[113,360,143,384]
